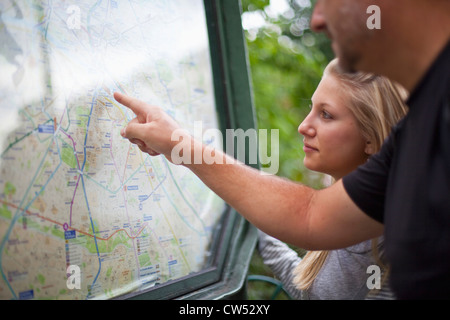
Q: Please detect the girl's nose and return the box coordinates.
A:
[298,114,316,137]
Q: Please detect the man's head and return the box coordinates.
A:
[310,0,450,91]
[311,0,377,73]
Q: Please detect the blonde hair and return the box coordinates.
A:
[293,59,408,291]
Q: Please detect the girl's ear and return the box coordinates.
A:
[365,141,375,155]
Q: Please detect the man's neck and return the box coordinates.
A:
[393,36,449,93]
[388,2,450,92]
[362,0,450,92]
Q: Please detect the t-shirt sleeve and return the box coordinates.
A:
[342,127,397,224]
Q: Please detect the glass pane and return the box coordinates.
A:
[0,0,225,300]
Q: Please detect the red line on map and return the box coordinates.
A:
[0,200,147,241]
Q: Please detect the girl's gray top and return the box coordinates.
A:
[257,230,395,300]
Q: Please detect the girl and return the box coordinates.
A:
[257,59,408,300]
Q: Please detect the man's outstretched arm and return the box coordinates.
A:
[114,92,383,250]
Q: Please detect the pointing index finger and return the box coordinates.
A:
[114,92,147,122]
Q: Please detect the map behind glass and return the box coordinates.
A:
[0,0,225,300]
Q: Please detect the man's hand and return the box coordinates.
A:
[114,92,192,162]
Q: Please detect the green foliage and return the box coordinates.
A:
[242,0,334,300]
[242,0,333,185]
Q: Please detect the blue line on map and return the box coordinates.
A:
[81,93,102,300]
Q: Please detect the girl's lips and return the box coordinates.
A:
[303,142,318,152]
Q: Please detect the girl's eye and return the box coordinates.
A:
[321,110,333,120]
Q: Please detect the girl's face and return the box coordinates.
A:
[298,74,371,180]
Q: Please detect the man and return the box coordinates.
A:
[310,0,450,299]
[115,0,450,299]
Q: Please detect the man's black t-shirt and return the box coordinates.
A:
[342,41,450,299]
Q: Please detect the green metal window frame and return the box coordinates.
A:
[124,0,258,300]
